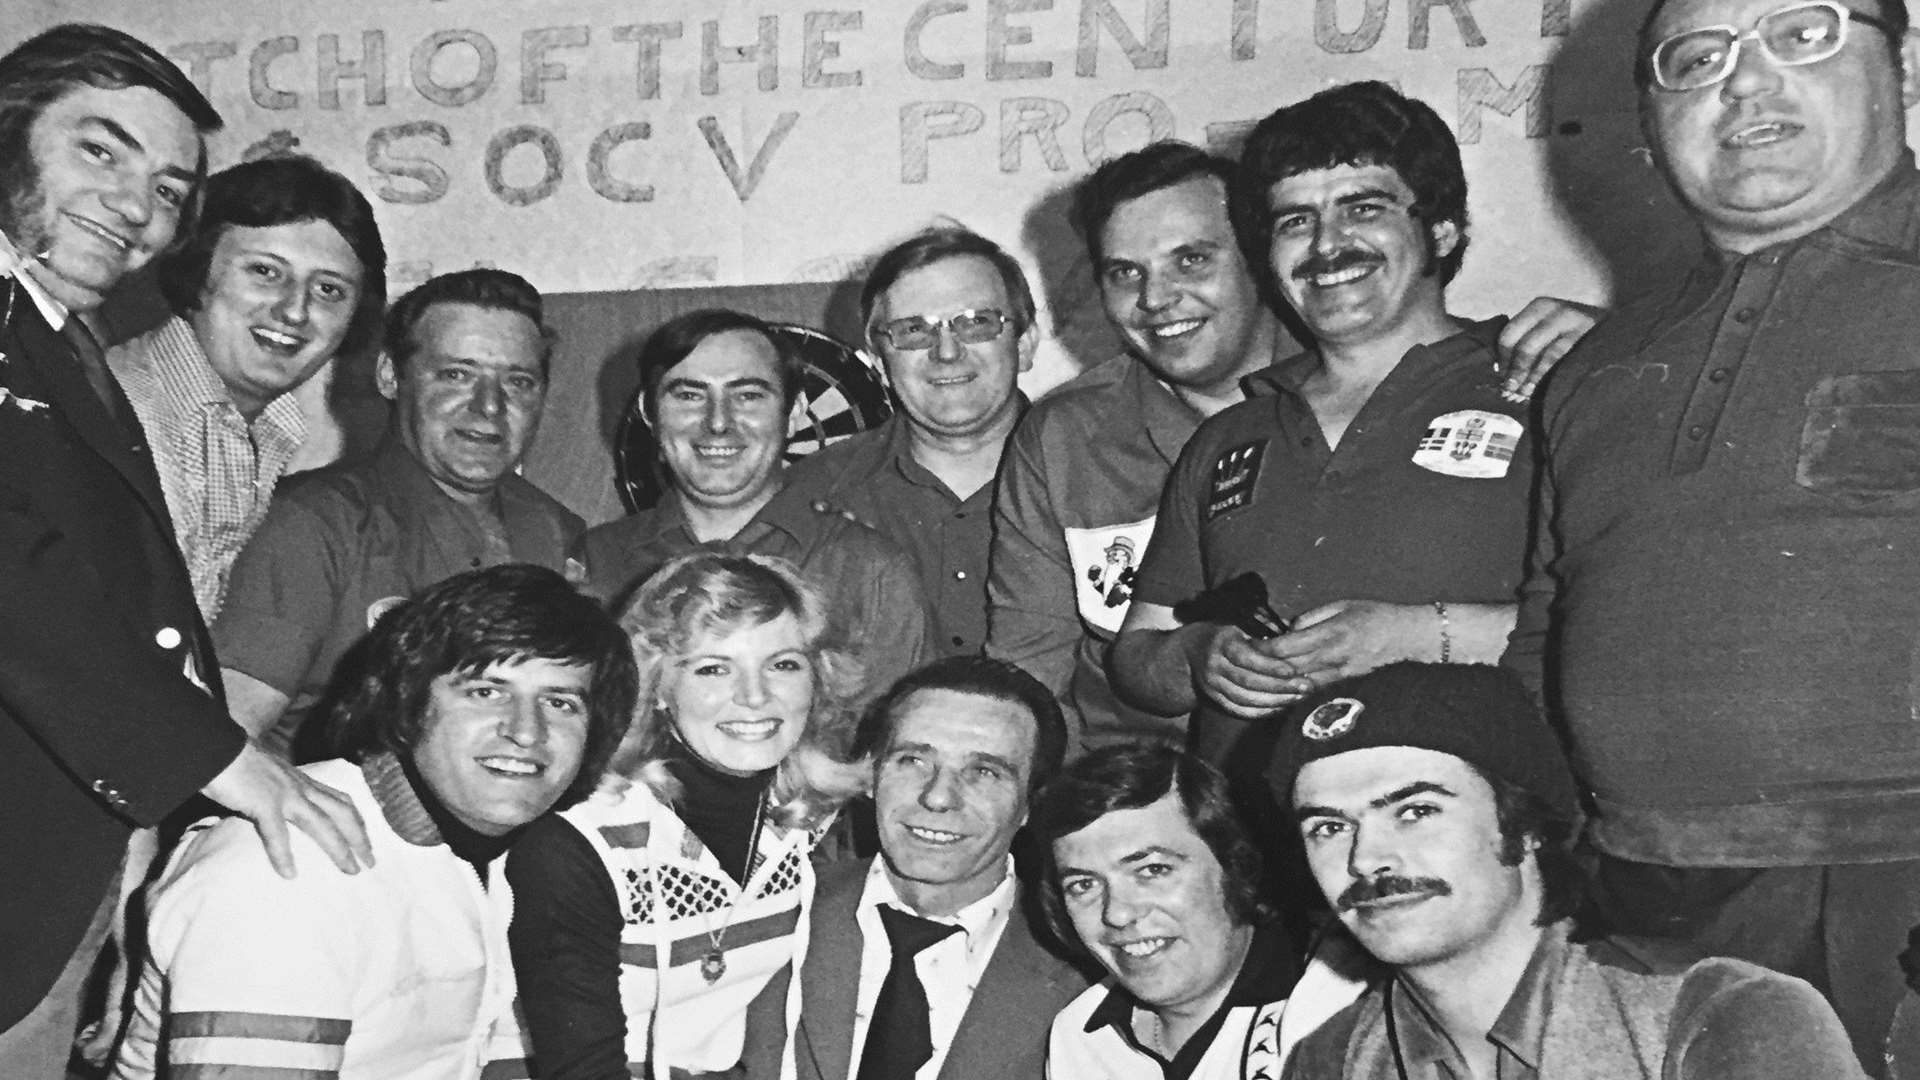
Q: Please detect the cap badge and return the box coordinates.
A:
[1302,698,1363,741]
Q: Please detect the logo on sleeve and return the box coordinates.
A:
[1066,516,1156,635]
[1412,410,1523,479]
[1206,440,1268,521]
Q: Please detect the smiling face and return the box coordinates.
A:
[190,219,365,420]
[1293,746,1540,972]
[872,254,1034,443]
[377,302,548,504]
[874,687,1037,916]
[410,657,593,835]
[7,84,201,314]
[1054,792,1254,1016]
[1098,176,1271,400]
[1643,0,1916,253]
[653,329,791,519]
[1266,163,1457,351]
[662,613,814,775]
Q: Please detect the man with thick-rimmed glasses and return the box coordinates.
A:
[1504,0,1920,1068]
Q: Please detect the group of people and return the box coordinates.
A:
[6,0,1920,1074]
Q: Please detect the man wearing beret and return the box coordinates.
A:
[1276,663,1864,1079]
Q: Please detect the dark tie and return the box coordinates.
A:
[61,317,118,414]
[856,905,961,1080]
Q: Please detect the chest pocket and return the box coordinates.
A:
[1797,371,1920,502]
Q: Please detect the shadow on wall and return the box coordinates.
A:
[1544,0,1702,300]
[1022,178,1128,382]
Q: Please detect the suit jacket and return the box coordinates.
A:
[748,856,1090,1080]
[0,278,243,1028]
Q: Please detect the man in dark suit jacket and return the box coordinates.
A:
[0,25,370,1075]
[750,656,1090,1080]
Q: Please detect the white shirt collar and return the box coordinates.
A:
[860,854,1017,956]
[0,229,68,332]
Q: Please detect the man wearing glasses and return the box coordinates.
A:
[784,228,1034,658]
[1504,0,1920,1068]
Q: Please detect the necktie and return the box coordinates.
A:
[856,905,961,1080]
[62,317,118,414]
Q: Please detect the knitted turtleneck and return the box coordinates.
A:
[361,750,522,887]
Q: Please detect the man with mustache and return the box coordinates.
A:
[989,139,1590,757]
[1277,663,1865,1079]
[1503,0,1920,1066]
[1034,744,1301,1080]
[1112,82,1540,763]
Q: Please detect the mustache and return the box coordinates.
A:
[1293,248,1383,281]
[1336,873,1451,911]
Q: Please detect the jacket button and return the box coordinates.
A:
[155,627,182,649]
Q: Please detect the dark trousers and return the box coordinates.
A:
[1593,853,1920,1078]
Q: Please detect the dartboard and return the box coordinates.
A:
[614,323,894,513]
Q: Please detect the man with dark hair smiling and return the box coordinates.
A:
[750,655,1086,1080]
[112,564,638,1080]
[0,25,372,1073]
[1113,83,1561,763]
[1277,663,1862,1079]
[1035,744,1299,1080]
[1505,0,1920,1063]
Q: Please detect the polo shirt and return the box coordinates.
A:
[108,316,307,620]
[1508,160,1920,866]
[1131,319,1529,759]
[783,413,1000,656]
[987,354,1200,752]
[1284,920,1862,1080]
[573,484,932,703]
[1049,924,1299,1080]
[215,438,582,753]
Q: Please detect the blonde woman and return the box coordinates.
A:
[507,551,866,1079]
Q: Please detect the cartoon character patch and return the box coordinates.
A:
[1301,698,1363,741]
[1412,410,1523,479]
[1206,440,1268,521]
[1065,516,1156,635]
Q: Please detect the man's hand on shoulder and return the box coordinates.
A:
[1496,296,1604,403]
[201,743,374,878]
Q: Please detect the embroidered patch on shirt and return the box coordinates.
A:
[1206,440,1268,521]
[1412,410,1522,479]
[1066,517,1156,635]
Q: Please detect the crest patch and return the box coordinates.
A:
[1206,440,1268,521]
[1301,698,1363,741]
[1412,410,1523,479]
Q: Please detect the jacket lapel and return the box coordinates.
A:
[937,910,1072,1080]
[799,859,869,1080]
[4,292,176,537]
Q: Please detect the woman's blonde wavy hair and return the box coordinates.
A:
[604,551,868,829]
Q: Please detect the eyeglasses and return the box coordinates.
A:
[1649,0,1894,91]
[874,308,1010,351]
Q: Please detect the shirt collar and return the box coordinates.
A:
[1386,919,1569,1074]
[1120,354,1206,466]
[861,854,1017,949]
[1082,922,1296,1037]
[0,228,68,331]
[1242,317,1507,400]
[359,751,444,847]
[135,316,309,440]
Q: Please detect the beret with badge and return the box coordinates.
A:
[1266,662,1582,821]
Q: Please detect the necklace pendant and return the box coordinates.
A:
[700,949,727,984]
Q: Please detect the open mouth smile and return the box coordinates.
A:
[1110,936,1174,960]
[63,212,133,254]
[718,717,784,740]
[903,824,966,844]
[1146,318,1204,341]
[476,755,546,778]
[1721,120,1800,150]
